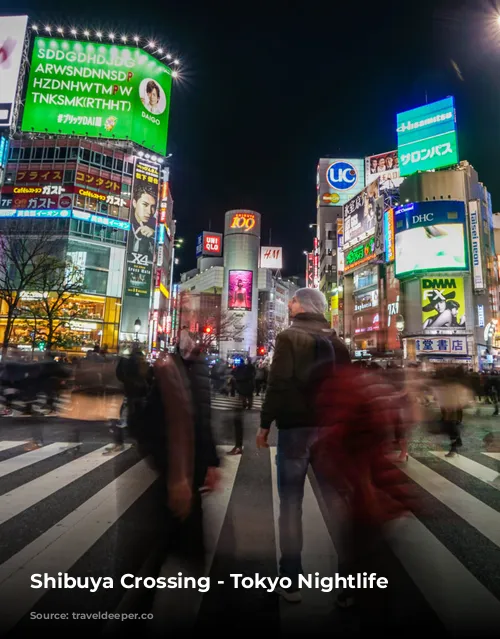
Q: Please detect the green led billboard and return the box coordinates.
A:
[22,37,172,155]
[396,97,458,177]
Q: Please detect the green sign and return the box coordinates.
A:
[344,237,375,273]
[397,97,458,177]
[22,37,172,155]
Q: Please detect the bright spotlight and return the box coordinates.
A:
[57,27,64,34]
[83,30,90,37]
[96,31,102,38]
[71,28,77,36]
[172,70,179,79]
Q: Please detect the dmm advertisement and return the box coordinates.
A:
[343,180,379,250]
[365,150,403,190]
[317,158,365,207]
[228,270,253,311]
[22,37,173,155]
[397,96,458,177]
[421,276,466,330]
[0,16,28,126]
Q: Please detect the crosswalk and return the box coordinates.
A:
[210,393,265,411]
[0,438,500,634]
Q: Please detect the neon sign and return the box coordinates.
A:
[230,212,256,231]
[344,237,376,273]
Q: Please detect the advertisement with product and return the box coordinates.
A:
[22,37,173,155]
[124,159,159,297]
[396,96,458,177]
[228,270,253,311]
[394,201,467,277]
[421,276,466,331]
[0,16,28,127]
[260,246,283,270]
[317,158,365,207]
[343,180,379,250]
[365,150,403,190]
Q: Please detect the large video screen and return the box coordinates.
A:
[395,223,466,277]
[22,37,172,155]
[228,270,253,311]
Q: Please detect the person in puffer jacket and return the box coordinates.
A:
[313,365,421,613]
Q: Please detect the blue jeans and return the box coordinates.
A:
[276,427,321,590]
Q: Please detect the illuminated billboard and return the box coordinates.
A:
[0,16,28,127]
[397,96,458,177]
[196,232,223,257]
[228,270,253,311]
[394,201,467,277]
[421,276,466,331]
[225,210,260,237]
[343,180,379,250]
[22,37,173,155]
[344,236,376,273]
[384,208,395,263]
[317,158,365,207]
[260,247,283,269]
[365,150,403,190]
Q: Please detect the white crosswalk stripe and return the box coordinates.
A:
[210,394,265,411]
[0,438,499,633]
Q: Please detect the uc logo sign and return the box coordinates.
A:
[326,161,358,191]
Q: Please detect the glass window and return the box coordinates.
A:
[64,169,75,183]
[69,147,78,159]
[34,148,43,159]
[83,269,108,295]
[57,147,68,160]
[104,155,113,169]
[9,147,20,160]
[114,158,124,173]
[44,147,55,159]
[80,148,91,163]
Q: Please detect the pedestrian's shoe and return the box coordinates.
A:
[273,586,301,603]
[102,444,124,455]
[227,447,243,455]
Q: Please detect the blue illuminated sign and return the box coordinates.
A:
[326,161,359,191]
[394,200,465,233]
[196,233,203,257]
[158,225,165,245]
[72,209,130,230]
[0,209,71,219]
[0,137,9,169]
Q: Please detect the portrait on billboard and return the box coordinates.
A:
[365,150,403,191]
[344,180,379,249]
[421,277,466,330]
[139,78,167,116]
[130,180,158,259]
[228,270,253,311]
[395,223,466,276]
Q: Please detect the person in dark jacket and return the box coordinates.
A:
[256,288,351,602]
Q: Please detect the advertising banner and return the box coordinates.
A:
[344,236,376,273]
[415,336,467,355]
[306,252,314,287]
[0,136,9,170]
[343,180,379,250]
[0,16,28,127]
[394,201,467,277]
[124,159,159,297]
[202,232,223,256]
[421,276,466,331]
[384,208,395,263]
[317,158,365,207]
[228,270,253,311]
[75,169,122,193]
[196,233,203,257]
[468,200,484,291]
[397,96,458,177]
[22,37,173,155]
[260,246,283,269]
[365,150,403,190]
[373,196,385,256]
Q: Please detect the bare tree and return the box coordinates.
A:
[0,221,65,355]
[201,310,245,350]
[21,259,85,350]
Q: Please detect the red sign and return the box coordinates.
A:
[203,233,222,255]
[230,212,256,231]
[75,170,121,193]
[155,269,161,287]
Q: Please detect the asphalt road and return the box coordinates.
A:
[0,402,499,637]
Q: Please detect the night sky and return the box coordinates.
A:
[5,0,500,276]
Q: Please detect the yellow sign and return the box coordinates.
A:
[230,212,256,231]
[421,276,466,330]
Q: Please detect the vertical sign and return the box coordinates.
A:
[373,196,385,256]
[384,208,395,263]
[120,158,160,339]
[469,200,484,291]
[306,252,314,287]
[337,219,344,274]
[313,237,319,288]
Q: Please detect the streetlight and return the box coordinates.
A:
[134,318,141,342]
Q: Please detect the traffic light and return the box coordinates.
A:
[258,346,266,356]
[203,326,213,334]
